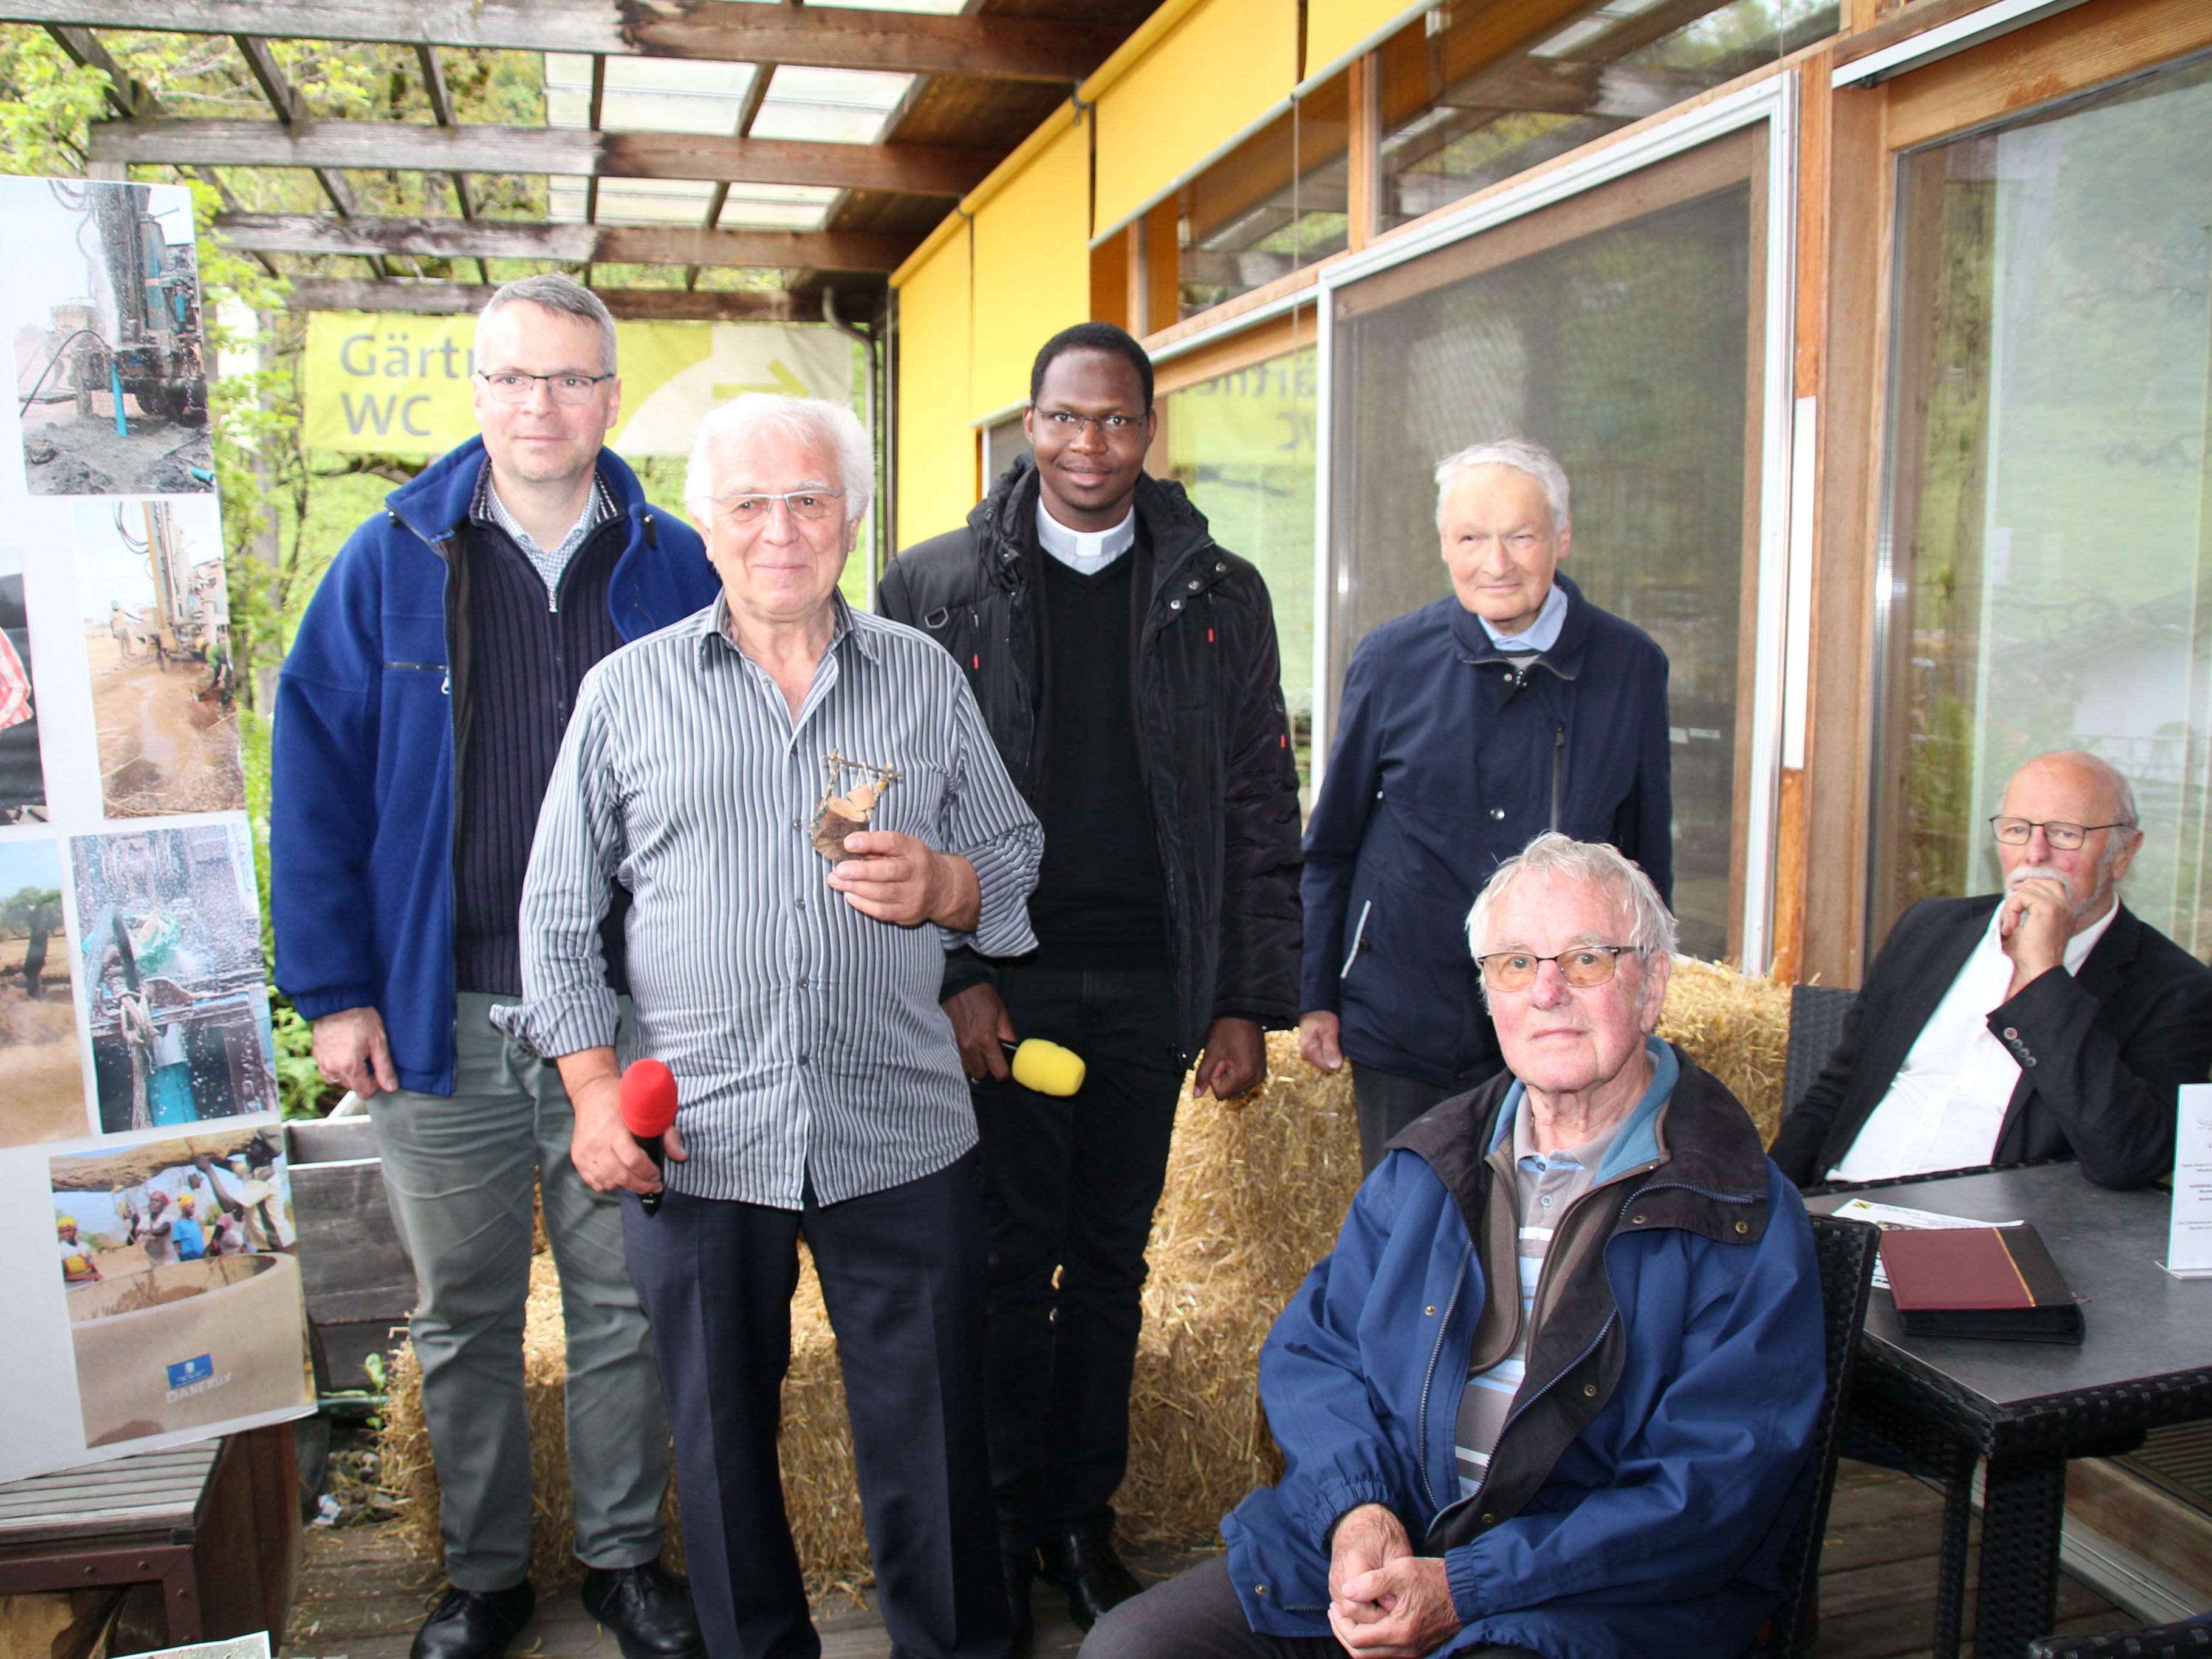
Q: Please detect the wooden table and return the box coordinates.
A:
[1808,1165,2212,1659]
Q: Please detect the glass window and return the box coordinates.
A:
[1174,74,1353,319]
[1160,346,1320,783]
[1377,0,1834,234]
[984,412,1032,484]
[1327,131,1765,959]
[1872,53,2212,954]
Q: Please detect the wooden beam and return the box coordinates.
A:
[284,276,833,320]
[44,22,148,116]
[90,119,998,196]
[212,211,917,269]
[10,1,1128,80]
[44,21,258,234]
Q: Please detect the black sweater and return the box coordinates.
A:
[453,520,629,997]
[1029,545,1168,971]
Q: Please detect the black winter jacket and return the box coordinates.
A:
[878,457,1304,1059]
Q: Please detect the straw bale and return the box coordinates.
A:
[377,966,1793,1585]
[1654,957,1795,1144]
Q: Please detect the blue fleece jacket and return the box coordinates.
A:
[1221,1047,1824,1659]
[269,437,719,1094]
[1301,573,1674,1089]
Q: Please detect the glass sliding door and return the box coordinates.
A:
[1160,346,1319,782]
[1323,126,1770,962]
[1872,52,2212,956]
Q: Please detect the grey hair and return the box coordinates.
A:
[478,273,619,374]
[1434,437,1571,532]
[1465,832,1679,1006]
[684,394,874,527]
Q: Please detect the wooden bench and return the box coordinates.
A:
[0,1425,300,1649]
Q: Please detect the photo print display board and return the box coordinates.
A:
[0,174,309,1483]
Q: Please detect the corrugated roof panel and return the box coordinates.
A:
[748,66,915,145]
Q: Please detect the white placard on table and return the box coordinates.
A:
[2167,1083,2212,1279]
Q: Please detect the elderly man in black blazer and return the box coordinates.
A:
[1772,750,2212,1191]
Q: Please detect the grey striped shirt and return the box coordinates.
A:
[492,593,1043,1206]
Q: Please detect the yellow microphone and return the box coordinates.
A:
[1004,1038,1086,1097]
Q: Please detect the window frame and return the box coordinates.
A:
[1309,73,1803,968]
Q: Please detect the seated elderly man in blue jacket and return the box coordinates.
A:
[1086,834,1824,1659]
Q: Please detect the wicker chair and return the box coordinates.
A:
[1743,1212,1882,1659]
[1781,983,1857,1121]
[2027,1617,2212,1657]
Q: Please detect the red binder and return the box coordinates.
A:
[1878,1224,2085,1344]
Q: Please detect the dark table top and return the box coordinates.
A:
[1807,1164,2212,1423]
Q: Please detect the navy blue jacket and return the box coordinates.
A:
[1301,575,1672,1087]
[270,437,718,1095]
[1222,1046,1823,1659]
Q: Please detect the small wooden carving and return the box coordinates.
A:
[809,751,900,863]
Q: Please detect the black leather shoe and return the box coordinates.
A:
[1038,1528,1142,1632]
[581,1559,707,1659]
[409,1581,535,1659]
[1003,1548,1037,1659]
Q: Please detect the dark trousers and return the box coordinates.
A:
[973,966,1184,1551]
[622,1152,1012,1659]
[1349,1062,1455,1174]
[1081,1555,1543,1659]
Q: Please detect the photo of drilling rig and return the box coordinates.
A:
[7,178,213,496]
[73,496,241,819]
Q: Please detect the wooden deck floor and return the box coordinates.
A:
[277,1462,2128,1659]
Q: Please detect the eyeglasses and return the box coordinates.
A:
[711,490,846,525]
[476,370,615,406]
[1988,816,2134,851]
[1476,945,1646,993]
[1033,408,1145,439]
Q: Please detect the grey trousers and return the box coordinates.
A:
[1349,1063,1455,1174]
[1081,1555,1543,1659]
[371,993,668,1590]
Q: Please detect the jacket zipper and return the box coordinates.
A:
[1472,1175,1759,1487]
[1416,1244,1473,1513]
[1550,723,1565,831]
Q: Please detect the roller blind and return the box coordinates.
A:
[1304,0,1422,80]
[970,112,1093,419]
[1092,0,1299,235]
[891,228,976,545]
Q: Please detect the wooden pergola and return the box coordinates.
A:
[8,0,1157,321]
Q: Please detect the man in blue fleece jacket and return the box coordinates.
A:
[1086,835,1824,1659]
[272,276,719,1659]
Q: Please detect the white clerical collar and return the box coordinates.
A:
[1036,499,1137,575]
[1479,581,1569,653]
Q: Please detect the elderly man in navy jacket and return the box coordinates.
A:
[1084,835,1824,1659]
[1299,439,1673,1170]
[272,275,719,1659]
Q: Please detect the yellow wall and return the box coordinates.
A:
[892,224,975,546]
[970,113,1094,420]
[1305,0,1424,80]
[1091,0,1301,234]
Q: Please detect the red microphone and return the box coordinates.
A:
[618,1059,679,1216]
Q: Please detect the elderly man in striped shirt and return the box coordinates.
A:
[498,393,1041,1659]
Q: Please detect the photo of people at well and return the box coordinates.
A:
[48,1124,306,1449]
[0,835,88,1148]
[71,822,276,1134]
[4,176,213,498]
[73,497,241,819]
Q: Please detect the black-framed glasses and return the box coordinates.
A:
[476,369,615,406]
[1032,408,1145,439]
[1476,945,1646,993]
[711,490,846,525]
[1988,816,2134,851]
